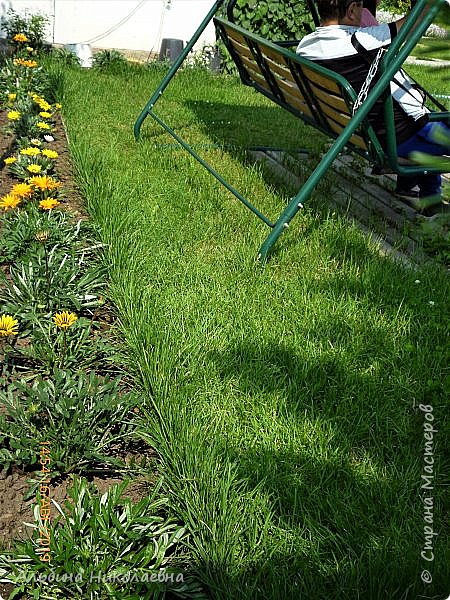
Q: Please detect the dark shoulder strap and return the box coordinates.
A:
[350,33,447,112]
[350,33,385,63]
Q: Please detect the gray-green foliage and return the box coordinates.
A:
[0,208,105,317]
[0,370,136,472]
[92,49,128,72]
[0,207,96,264]
[49,47,82,68]
[12,315,115,373]
[0,477,206,599]
[0,251,105,320]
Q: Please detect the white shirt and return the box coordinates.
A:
[296,24,428,121]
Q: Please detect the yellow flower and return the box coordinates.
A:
[4,157,16,164]
[35,230,50,243]
[29,175,61,191]
[13,58,37,68]
[0,314,19,337]
[8,93,17,101]
[39,111,52,119]
[39,198,60,210]
[33,95,52,111]
[41,149,58,159]
[53,311,77,330]
[20,147,41,156]
[31,138,42,146]
[7,110,21,121]
[0,194,21,211]
[11,183,33,198]
[37,121,51,130]
[55,103,62,110]
[27,164,42,174]
[26,46,34,53]
[13,33,28,43]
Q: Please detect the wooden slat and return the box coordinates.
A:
[307,83,350,113]
[263,56,294,80]
[281,91,315,117]
[325,118,369,150]
[276,82,315,116]
[228,37,254,60]
[261,45,291,67]
[239,59,274,94]
[300,65,341,95]
[276,77,305,100]
[239,55,265,79]
[318,101,353,127]
[224,28,249,49]
[222,23,368,151]
[238,52,260,70]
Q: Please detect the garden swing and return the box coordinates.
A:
[134,0,449,261]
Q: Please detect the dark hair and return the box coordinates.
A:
[316,0,356,20]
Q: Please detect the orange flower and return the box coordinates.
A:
[13,58,38,68]
[28,175,61,191]
[39,198,60,210]
[0,194,21,211]
[13,33,28,43]
[11,183,33,199]
[53,311,77,330]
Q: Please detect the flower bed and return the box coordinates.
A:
[0,19,197,600]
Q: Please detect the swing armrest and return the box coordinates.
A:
[428,111,450,121]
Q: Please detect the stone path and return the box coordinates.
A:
[248,148,449,267]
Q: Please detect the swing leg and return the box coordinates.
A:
[258,123,367,262]
[134,0,226,139]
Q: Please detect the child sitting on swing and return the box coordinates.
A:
[297,0,449,215]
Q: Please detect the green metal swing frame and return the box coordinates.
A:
[134,0,449,261]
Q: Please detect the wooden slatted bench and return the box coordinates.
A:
[214,16,387,166]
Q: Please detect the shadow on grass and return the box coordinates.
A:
[202,302,449,598]
[138,98,330,259]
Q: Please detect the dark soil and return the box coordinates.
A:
[0,110,84,214]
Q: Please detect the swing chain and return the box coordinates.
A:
[352,47,384,115]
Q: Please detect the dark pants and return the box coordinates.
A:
[396,121,449,198]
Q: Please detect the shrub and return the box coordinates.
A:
[218,0,314,74]
[92,49,128,71]
[1,9,50,52]
[49,47,81,68]
[224,0,314,40]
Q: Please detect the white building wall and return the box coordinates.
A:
[0,0,217,52]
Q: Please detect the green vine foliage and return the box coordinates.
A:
[379,0,410,15]
[224,0,314,40]
[217,0,314,73]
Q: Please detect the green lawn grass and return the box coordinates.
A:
[410,36,450,61]
[59,61,449,599]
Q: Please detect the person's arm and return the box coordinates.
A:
[393,0,433,33]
